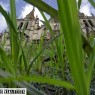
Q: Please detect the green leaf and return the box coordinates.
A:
[78,0,82,9]
[86,49,95,93]
[27,33,63,74]
[24,0,58,20]
[0,5,17,35]
[0,70,46,95]
[0,48,15,75]
[22,48,28,72]
[86,39,95,93]
[10,0,17,29]
[0,4,20,74]
[0,70,75,90]
[88,0,95,8]
[57,0,88,95]
[9,0,20,73]
[40,10,65,78]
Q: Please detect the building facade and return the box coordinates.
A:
[0,8,95,51]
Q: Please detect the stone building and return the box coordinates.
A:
[79,12,95,37]
[1,8,95,51]
[17,7,51,42]
[0,8,50,51]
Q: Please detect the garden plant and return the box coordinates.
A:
[0,0,95,95]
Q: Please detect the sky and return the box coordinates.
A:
[0,0,95,32]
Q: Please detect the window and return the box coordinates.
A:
[88,20,94,27]
[25,22,29,29]
[54,23,59,30]
[18,22,23,29]
[83,20,89,27]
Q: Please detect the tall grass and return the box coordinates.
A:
[0,0,95,95]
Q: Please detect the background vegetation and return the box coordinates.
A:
[0,0,95,95]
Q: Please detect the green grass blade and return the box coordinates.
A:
[86,49,95,93]
[78,0,82,9]
[0,4,19,76]
[10,0,17,29]
[39,10,54,36]
[82,34,92,56]
[22,48,28,72]
[35,36,44,73]
[0,48,15,75]
[0,70,46,95]
[24,0,58,20]
[17,82,47,95]
[0,5,19,72]
[0,5,17,35]
[27,33,63,74]
[19,21,28,44]
[88,0,95,8]
[0,77,75,90]
[9,0,20,73]
[86,39,95,93]
[40,10,65,78]
[57,0,88,95]
[0,70,75,90]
